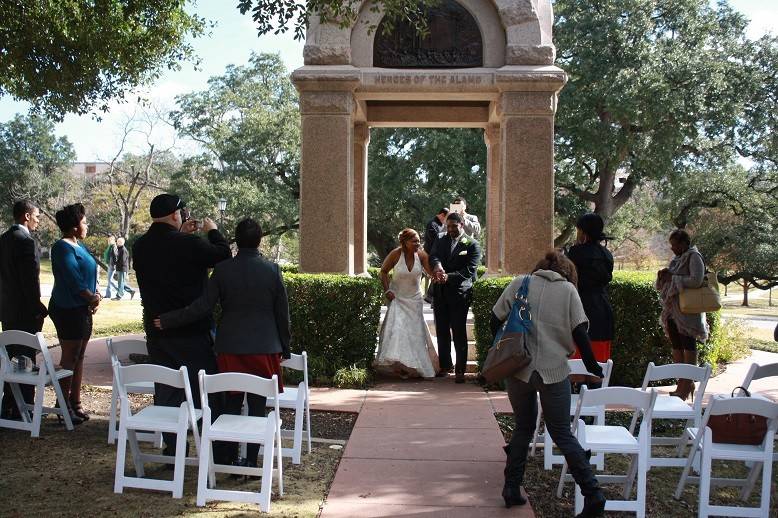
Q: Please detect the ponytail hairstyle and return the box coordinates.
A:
[533,250,579,287]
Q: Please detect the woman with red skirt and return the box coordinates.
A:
[566,213,614,388]
[155,218,290,468]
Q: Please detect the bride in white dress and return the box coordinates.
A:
[374,229,440,379]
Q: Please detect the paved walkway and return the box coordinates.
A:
[320,377,533,517]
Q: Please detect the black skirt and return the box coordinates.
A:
[50,304,93,341]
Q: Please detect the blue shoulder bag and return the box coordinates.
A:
[482,275,533,383]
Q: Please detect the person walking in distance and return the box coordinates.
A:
[133,193,231,459]
[0,200,48,419]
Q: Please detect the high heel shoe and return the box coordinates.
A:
[70,402,90,421]
[55,404,84,426]
[501,483,527,508]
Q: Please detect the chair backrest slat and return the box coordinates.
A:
[741,361,778,391]
[118,363,187,388]
[106,337,149,364]
[0,330,44,352]
[643,362,710,386]
[201,371,279,400]
[281,352,305,371]
[579,386,656,413]
[706,395,778,420]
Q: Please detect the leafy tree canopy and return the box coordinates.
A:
[169,53,300,241]
[553,0,777,239]
[0,0,206,120]
[0,114,77,222]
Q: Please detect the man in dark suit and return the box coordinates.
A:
[423,207,449,254]
[429,212,481,383]
[0,200,48,418]
[133,193,231,456]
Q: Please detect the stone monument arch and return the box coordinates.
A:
[292,0,566,274]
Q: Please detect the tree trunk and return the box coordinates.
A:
[742,280,749,307]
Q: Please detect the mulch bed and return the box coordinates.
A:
[495,413,778,517]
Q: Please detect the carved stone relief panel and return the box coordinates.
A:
[373,0,483,68]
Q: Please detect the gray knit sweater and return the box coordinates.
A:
[492,270,589,384]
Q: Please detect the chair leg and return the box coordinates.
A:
[741,461,762,501]
[636,451,648,518]
[51,376,73,431]
[531,407,542,456]
[624,454,638,499]
[556,461,569,498]
[292,401,304,464]
[260,434,275,512]
[126,430,145,478]
[698,441,712,518]
[208,443,216,488]
[114,425,129,494]
[30,382,46,437]
[172,427,187,498]
[305,399,312,454]
[276,424,284,496]
[758,456,773,517]
[196,435,210,506]
[108,384,118,444]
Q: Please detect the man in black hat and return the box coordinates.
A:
[132,193,231,456]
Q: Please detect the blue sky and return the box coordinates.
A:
[0,0,773,161]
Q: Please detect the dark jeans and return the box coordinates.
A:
[147,333,220,452]
[223,392,267,463]
[505,372,600,497]
[1,319,42,417]
[433,294,470,374]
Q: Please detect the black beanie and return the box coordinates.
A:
[149,194,184,218]
[576,213,606,241]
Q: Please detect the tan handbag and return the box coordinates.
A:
[679,271,721,314]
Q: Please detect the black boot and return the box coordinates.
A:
[502,444,528,508]
[567,449,605,518]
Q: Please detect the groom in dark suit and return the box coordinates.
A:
[429,212,481,383]
[0,200,48,418]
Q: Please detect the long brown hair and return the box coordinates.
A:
[533,250,578,287]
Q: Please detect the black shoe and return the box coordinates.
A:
[502,483,527,508]
[435,368,452,378]
[575,491,606,518]
[455,373,465,384]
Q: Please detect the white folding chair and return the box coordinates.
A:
[531,359,613,470]
[674,395,778,517]
[0,331,74,436]
[268,351,311,464]
[739,361,778,463]
[105,337,161,446]
[628,362,711,469]
[113,362,201,499]
[558,386,657,518]
[197,370,284,512]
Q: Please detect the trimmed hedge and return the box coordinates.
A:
[472,271,721,387]
[283,273,382,383]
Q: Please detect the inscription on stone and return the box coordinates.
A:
[373,0,483,68]
[372,74,484,85]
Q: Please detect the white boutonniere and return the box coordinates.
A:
[460,237,470,246]
[458,250,468,256]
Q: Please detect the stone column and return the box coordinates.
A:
[500,91,556,274]
[484,123,503,274]
[298,90,356,273]
[353,123,370,274]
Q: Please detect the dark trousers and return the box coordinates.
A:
[147,333,219,451]
[1,319,42,417]
[433,293,470,374]
[505,372,600,497]
[223,392,267,462]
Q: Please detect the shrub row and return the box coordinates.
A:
[472,271,722,387]
[283,273,382,383]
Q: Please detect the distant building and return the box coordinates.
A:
[69,162,111,180]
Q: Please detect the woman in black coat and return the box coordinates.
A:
[566,213,614,373]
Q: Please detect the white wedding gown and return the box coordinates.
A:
[374,252,439,379]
